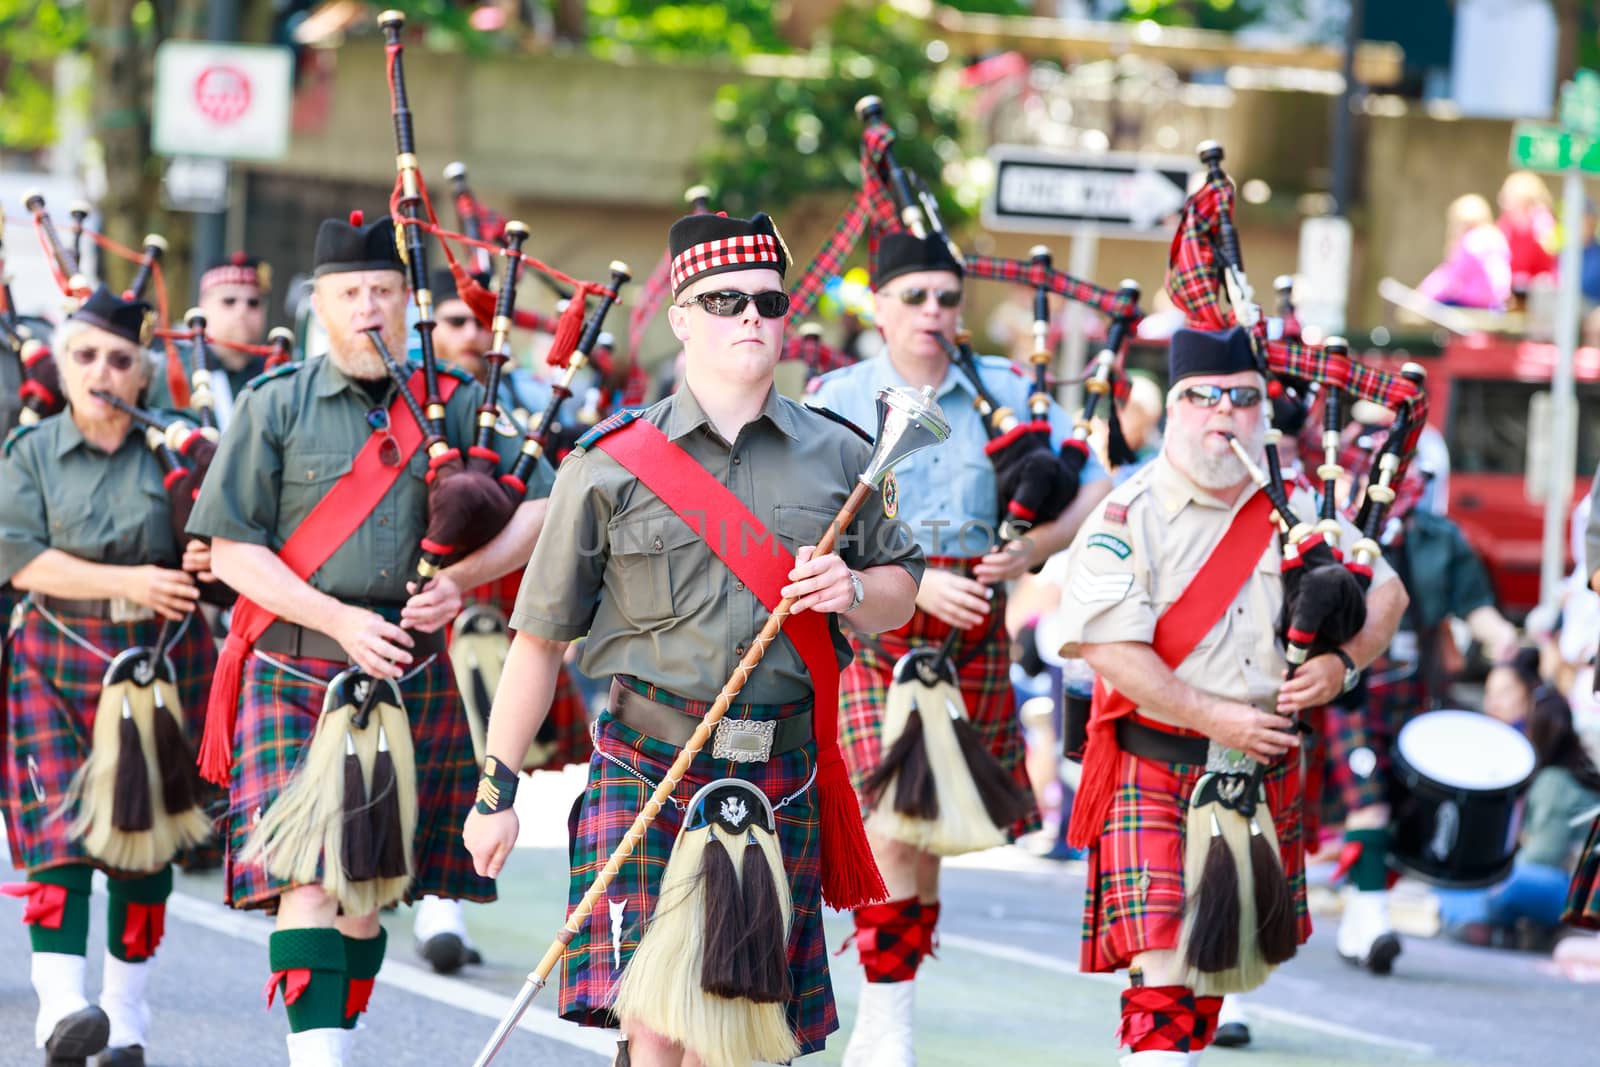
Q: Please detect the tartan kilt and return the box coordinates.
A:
[838,557,1039,838]
[2,604,217,874]
[1563,815,1600,929]
[465,573,592,771]
[1080,745,1310,974]
[561,680,836,1055]
[1308,657,1429,832]
[222,649,494,911]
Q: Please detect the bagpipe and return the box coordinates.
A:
[376,10,632,593]
[152,314,298,428]
[1159,140,1428,993]
[2,201,65,425]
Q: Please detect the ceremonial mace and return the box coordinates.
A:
[470,384,951,1067]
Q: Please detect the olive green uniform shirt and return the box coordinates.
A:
[1054,452,1398,729]
[0,414,181,584]
[186,355,553,606]
[511,385,926,704]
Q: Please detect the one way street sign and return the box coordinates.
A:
[984,146,1194,240]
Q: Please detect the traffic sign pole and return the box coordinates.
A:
[1058,229,1098,415]
[1540,168,1583,610]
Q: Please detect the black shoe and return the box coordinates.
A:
[463,946,484,966]
[1364,931,1403,975]
[1213,1021,1252,1048]
[96,1047,144,1067]
[44,1006,110,1066]
[419,931,470,975]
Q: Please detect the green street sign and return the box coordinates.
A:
[1510,122,1600,173]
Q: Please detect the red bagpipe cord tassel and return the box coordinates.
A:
[121,901,167,959]
[1119,985,1198,1053]
[1,882,68,928]
[264,968,312,1009]
[345,977,376,1020]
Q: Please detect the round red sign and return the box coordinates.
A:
[193,65,252,124]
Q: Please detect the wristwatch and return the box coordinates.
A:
[844,569,866,613]
[1334,648,1360,695]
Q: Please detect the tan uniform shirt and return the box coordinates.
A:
[1053,453,1397,728]
[511,385,925,704]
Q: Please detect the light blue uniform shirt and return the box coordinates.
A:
[809,353,1106,559]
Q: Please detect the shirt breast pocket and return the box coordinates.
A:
[136,481,176,559]
[608,514,711,624]
[281,450,355,518]
[957,451,999,531]
[772,503,838,557]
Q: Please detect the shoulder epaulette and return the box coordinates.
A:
[976,353,1027,378]
[572,409,639,454]
[803,403,873,444]
[3,422,38,457]
[1098,466,1152,525]
[244,362,302,392]
[439,363,474,384]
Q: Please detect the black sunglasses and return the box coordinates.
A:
[678,289,791,319]
[1180,384,1264,409]
[71,347,137,372]
[366,407,402,468]
[893,286,962,308]
[438,314,477,330]
[219,296,263,310]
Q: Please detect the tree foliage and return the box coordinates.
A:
[699,3,967,225]
[0,0,88,149]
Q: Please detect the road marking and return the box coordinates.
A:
[937,933,1436,1058]
[164,891,614,1057]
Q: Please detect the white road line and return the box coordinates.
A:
[937,933,1436,1058]
[164,891,614,1057]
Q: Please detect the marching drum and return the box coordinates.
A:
[1388,709,1537,887]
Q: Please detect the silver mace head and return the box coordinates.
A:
[861,385,950,489]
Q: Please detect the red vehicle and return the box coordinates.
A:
[1363,333,1600,615]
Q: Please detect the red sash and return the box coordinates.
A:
[592,418,887,910]
[197,370,461,785]
[1066,489,1276,849]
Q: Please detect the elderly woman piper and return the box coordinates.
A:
[0,285,218,1067]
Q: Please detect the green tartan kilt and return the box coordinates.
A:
[223,649,494,911]
[560,679,837,1056]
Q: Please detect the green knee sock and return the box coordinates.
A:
[269,928,348,1033]
[26,865,93,956]
[342,928,388,1029]
[106,865,174,962]
[1345,827,1391,892]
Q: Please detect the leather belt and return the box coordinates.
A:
[608,678,811,763]
[34,594,154,622]
[1116,716,1210,765]
[256,619,445,662]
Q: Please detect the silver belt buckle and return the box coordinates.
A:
[711,718,776,763]
[109,597,150,623]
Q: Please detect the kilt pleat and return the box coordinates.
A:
[223,649,494,911]
[838,558,1039,838]
[561,683,836,1055]
[1080,748,1309,973]
[2,605,216,873]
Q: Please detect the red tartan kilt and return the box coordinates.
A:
[3,606,216,873]
[838,560,1039,839]
[1080,747,1310,973]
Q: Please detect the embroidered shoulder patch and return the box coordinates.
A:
[1103,501,1129,525]
[1087,532,1132,559]
[1070,571,1135,605]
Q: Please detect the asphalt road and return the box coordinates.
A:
[2,766,1589,1066]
